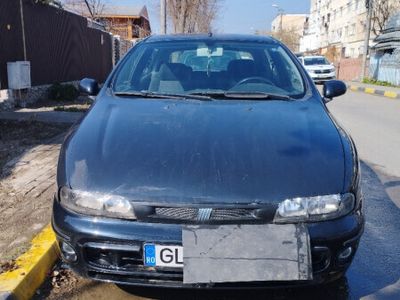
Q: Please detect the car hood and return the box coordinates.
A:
[305,65,334,71]
[60,96,346,205]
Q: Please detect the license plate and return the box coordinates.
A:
[182,224,312,283]
[143,244,183,268]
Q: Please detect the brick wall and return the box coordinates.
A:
[336,58,363,81]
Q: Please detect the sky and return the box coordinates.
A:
[111,0,310,34]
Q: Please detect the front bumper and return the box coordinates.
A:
[52,200,364,288]
[309,72,336,82]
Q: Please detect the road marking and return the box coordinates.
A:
[350,86,358,91]
[365,87,375,94]
[383,91,398,99]
[0,225,58,300]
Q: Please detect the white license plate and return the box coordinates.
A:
[143,244,183,268]
[319,73,332,77]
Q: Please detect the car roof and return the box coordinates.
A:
[143,34,279,44]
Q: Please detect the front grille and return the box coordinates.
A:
[312,246,331,273]
[83,242,143,271]
[211,208,254,220]
[315,69,331,74]
[155,207,198,220]
[88,270,184,285]
[150,207,256,222]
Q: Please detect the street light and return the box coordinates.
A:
[272,4,284,32]
[160,0,167,34]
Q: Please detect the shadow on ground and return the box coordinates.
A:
[345,161,400,299]
[0,120,71,261]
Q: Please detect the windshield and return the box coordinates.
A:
[304,57,330,66]
[112,40,305,99]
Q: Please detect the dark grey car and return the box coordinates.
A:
[52,34,364,288]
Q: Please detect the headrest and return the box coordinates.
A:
[227,60,257,80]
[159,63,192,81]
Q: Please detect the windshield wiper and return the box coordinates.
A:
[190,91,293,101]
[113,90,212,101]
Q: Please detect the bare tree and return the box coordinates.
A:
[35,0,63,8]
[62,0,106,20]
[167,0,222,33]
[371,0,400,35]
[83,0,106,19]
[269,28,301,52]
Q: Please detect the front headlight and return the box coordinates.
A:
[274,193,355,223]
[59,186,136,219]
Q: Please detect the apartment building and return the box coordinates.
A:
[271,14,308,36]
[271,14,308,52]
[300,0,373,59]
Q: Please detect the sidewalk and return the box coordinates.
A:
[0,108,84,124]
[346,81,400,99]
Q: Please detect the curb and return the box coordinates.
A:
[348,85,400,99]
[0,225,58,300]
[0,111,83,124]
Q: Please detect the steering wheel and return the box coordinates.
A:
[233,76,274,88]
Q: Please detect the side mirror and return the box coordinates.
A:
[323,80,346,102]
[79,78,99,96]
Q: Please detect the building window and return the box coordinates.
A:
[351,24,356,35]
[345,25,349,36]
[340,7,343,17]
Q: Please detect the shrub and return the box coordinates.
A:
[48,83,79,101]
[362,77,398,87]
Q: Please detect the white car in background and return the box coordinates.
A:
[298,56,336,83]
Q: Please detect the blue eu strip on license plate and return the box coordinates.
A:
[144,244,156,267]
[144,244,183,268]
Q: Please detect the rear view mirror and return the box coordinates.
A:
[323,80,346,102]
[196,47,223,57]
[79,78,99,96]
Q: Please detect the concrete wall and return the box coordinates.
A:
[336,58,363,81]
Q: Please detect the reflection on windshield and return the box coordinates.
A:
[112,41,306,99]
[304,58,330,66]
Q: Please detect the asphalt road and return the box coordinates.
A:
[41,90,400,300]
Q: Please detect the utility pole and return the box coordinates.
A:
[19,0,27,61]
[360,0,373,80]
[160,0,167,34]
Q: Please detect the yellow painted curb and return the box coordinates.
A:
[0,225,58,300]
[364,87,375,94]
[383,91,398,98]
[349,85,358,91]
